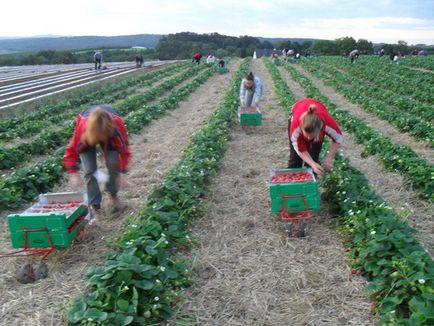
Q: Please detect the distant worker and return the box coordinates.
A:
[288,98,343,176]
[192,52,202,64]
[379,48,385,57]
[217,57,225,68]
[135,52,144,68]
[206,53,216,64]
[94,51,103,70]
[64,104,131,221]
[239,72,263,108]
[349,49,360,63]
[389,51,399,64]
[282,48,289,60]
[294,53,301,60]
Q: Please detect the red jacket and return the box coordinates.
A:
[193,52,202,60]
[63,104,131,173]
[289,98,343,153]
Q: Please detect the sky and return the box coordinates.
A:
[2,0,434,45]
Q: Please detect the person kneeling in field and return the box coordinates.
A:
[288,98,343,176]
[63,104,131,219]
[239,72,263,108]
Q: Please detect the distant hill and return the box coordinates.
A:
[0,34,163,53]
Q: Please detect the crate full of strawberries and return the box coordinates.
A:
[268,168,320,213]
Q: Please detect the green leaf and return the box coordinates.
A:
[117,299,130,312]
[83,308,108,321]
[132,279,154,290]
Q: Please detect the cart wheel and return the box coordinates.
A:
[298,221,307,237]
[35,262,48,280]
[286,222,293,237]
[17,263,35,284]
[76,225,86,242]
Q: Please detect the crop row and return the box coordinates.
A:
[66,59,251,324]
[400,55,434,72]
[0,63,190,142]
[267,58,434,325]
[320,57,434,109]
[0,65,208,170]
[282,62,434,202]
[0,65,217,210]
[340,56,434,103]
[296,60,434,147]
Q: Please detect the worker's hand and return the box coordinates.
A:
[69,173,82,188]
[240,101,245,108]
[254,101,259,109]
[323,156,334,171]
[311,162,325,177]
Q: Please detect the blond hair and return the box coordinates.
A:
[301,104,322,133]
[81,108,115,145]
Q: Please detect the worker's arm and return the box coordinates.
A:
[323,141,340,171]
[297,151,324,176]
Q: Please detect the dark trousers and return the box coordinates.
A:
[95,58,101,70]
[288,139,323,168]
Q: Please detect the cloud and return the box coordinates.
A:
[302,16,434,29]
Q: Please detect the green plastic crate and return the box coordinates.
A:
[268,168,320,213]
[238,107,262,126]
[7,192,88,249]
[218,66,229,73]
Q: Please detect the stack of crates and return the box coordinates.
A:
[268,168,320,213]
[238,107,262,126]
[7,192,89,249]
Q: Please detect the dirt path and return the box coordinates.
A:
[0,60,241,325]
[278,65,434,257]
[289,64,434,165]
[174,59,377,325]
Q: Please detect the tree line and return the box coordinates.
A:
[0,33,431,66]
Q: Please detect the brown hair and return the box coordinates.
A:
[246,72,254,81]
[81,108,115,145]
[301,104,322,133]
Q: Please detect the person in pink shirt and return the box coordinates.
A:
[288,98,343,176]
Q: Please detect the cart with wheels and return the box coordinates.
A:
[238,106,262,132]
[268,168,320,237]
[1,192,89,283]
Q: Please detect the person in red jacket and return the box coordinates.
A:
[192,51,202,64]
[288,98,343,176]
[63,104,131,217]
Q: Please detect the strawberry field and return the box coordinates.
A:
[0,56,432,325]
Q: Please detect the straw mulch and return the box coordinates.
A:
[0,59,241,325]
[171,59,378,326]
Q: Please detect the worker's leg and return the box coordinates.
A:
[243,90,254,107]
[307,142,323,164]
[105,151,126,212]
[104,151,120,197]
[287,131,303,168]
[80,149,101,207]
